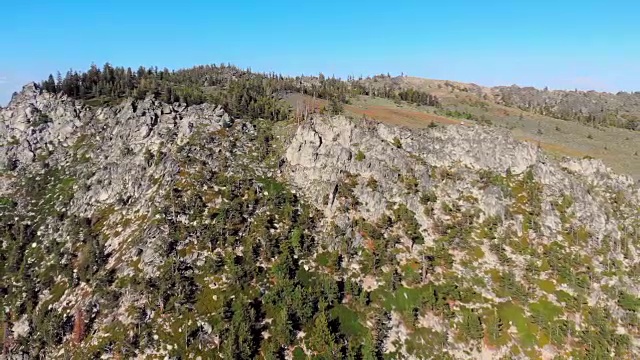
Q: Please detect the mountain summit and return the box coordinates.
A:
[1,65,639,359]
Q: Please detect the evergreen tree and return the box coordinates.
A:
[460,309,484,340]
[308,311,340,358]
[56,71,63,89]
[42,74,57,93]
[373,310,390,357]
[486,309,503,343]
[390,268,401,291]
[222,297,258,359]
[272,240,297,280]
[345,341,361,360]
[361,333,378,360]
[272,307,294,346]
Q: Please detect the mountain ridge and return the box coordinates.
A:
[1,71,639,359]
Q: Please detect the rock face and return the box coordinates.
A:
[284,115,640,356]
[0,83,237,221]
[1,84,249,288]
[0,82,233,172]
[1,84,639,359]
[285,115,638,242]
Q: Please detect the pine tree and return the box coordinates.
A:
[290,227,303,253]
[461,309,484,340]
[263,341,282,360]
[373,309,390,356]
[421,284,437,311]
[327,97,344,115]
[272,307,294,346]
[42,74,57,93]
[212,251,225,273]
[308,311,339,358]
[390,268,401,291]
[486,309,503,343]
[345,341,361,360]
[56,71,63,91]
[272,240,297,280]
[361,333,377,360]
[319,276,340,307]
[223,298,257,359]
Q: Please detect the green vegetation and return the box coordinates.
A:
[330,305,367,338]
[537,279,556,294]
[32,112,53,127]
[392,204,423,248]
[420,190,437,216]
[396,88,439,106]
[437,109,476,121]
[497,85,640,130]
[327,97,345,115]
[618,292,640,312]
[0,61,635,359]
[400,174,419,193]
[42,63,443,122]
[498,302,537,348]
[366,176,378,191]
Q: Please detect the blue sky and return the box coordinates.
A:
[1,0,638,104]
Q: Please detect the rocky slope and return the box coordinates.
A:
[346,75,640,180]
[1,83,639,359]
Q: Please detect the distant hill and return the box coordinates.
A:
[356,75,640,130]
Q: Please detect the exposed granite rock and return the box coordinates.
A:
[2,83,639,359]
[285,115,639,246]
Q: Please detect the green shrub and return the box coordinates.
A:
[366,176,378,191]
[420,191,437,205]
[618,292,640,312]
[32,113,53,127]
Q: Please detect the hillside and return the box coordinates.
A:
[343,75,640,179]
[35,65,640,179]
[0,65,639,359]
[356,74,640,130]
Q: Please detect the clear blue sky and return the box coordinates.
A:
[1,0,638,104]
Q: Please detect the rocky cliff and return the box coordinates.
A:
[1,83,639,359]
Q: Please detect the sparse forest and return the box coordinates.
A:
[40,63,441,120]
[0,62,635,359]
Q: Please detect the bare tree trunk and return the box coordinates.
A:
[421,254,427,284]
[2,319,9,356]
[72,307,85,345]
